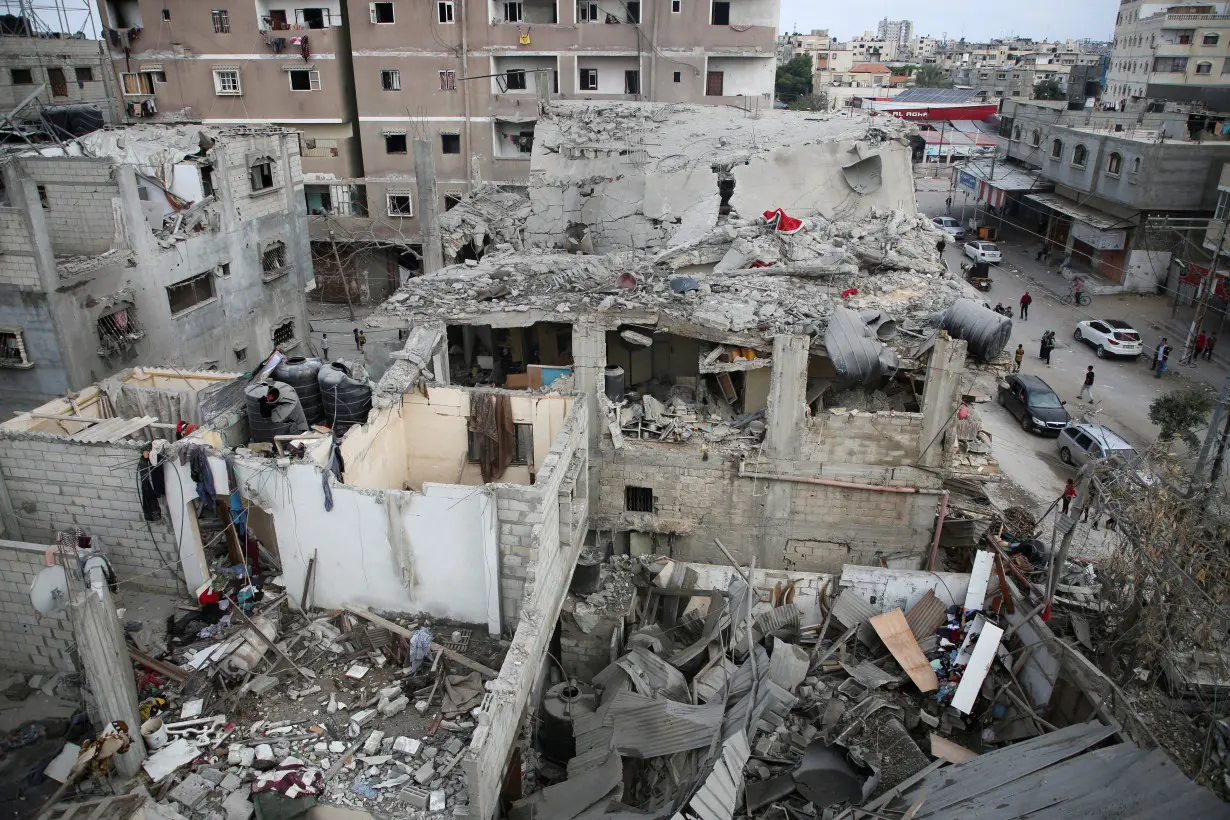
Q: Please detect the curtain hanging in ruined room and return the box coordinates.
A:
[470,393,514,483]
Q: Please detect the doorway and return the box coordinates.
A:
[706,71,724,97]
[47,67,67,97]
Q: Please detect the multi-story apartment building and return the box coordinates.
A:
[876,18,912,56]
[952,64,1037,101]
[97,0,777,300]
[1107,1,1230,110]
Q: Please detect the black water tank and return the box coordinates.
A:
[318,362,373,434]
[538,681,597,764]
[603,365,625,402]
[570,555,602,596]
[244,381,309,443]
[273,357,324,423]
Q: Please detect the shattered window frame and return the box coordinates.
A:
[0,328,33,369]
[272,319,298,349]
[387,192,414,217]
[261,241,288,278]
[166,272,218,317]
[249,159,275,192]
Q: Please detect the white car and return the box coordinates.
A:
[931,217,966,242]
[1074,319,1144,359]
[963,240,1002,264]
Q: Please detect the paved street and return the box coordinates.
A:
[915,184,1230,542]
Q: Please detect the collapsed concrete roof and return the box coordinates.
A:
[523,101,919,252]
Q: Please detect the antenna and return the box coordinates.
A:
[30,565,70,615]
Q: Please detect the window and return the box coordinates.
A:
[0,329,33,369]
[624,69,640,94]
[289,69,321,90]
[505,69,527,90]
[380,70,400,90]
[440,70,457,90]
[162,8,171,20]
[1197,61,1214,75]
[262,241,287,276]
[673,71,681,82]
[387,192,413,216]
[75,66,94,83]
[577,1,598,21]
[137,185,150,201]
[671,0,680,11]
[211,9,230,33]
[250,159,274,191]
[1131,157,1142,175]
[218,262,232,278]
[272,320,296,348]
[385,132,407,153]
[441,133,460,154]
[36,185,48,209]
[467,424,532,465]
[625,1,639,23]
[166,273,217,316]
[235,346,248,363]
[625,486,654,513]
[997,72,1008,80]
[1153,57,1188,73]
[145,70,167,83]
[1106,152,1123,175]
[371,2,395,22]
[438,1,454,23]
[579,68,598,91]
[1072,144,1088,167]
[1179,33,1193,45]
[711,1,729,25]
[1206,33,1221,45]
[97,308,144,355]
[445,193,462,210]
[1012,125,1021,141]
[516,129,534,153]
[213,68,241,95]
[1030,129,1041,147]
[121,72,155,95]
[504,1,522,21]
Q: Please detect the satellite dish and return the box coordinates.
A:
[30,566,70,615]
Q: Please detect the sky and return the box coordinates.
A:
[780,1,1120,43]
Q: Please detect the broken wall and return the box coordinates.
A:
[801,410,923,465]
[0,433,183,595]
[164,453,502,633]
[0,539,75,673]
[462,394,591,820]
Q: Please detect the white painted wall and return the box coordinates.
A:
[163,451,502,633]
[171,163,207,203]
[726,0,776,28]
[706,57,775,97]
[576,56,641,95]
[491,56,558,96]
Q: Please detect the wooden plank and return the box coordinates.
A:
[129,648,188,684]
[870,609,938,693]
[963,551,995,611]
[929,734,978,764]
[71,417,122,441]
[342,603,499,679]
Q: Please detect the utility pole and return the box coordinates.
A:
[412,139,444,275]
[1192,372,1230,494]
[327,230,355,322]
[1047,463,1094,608]
[1183,216,1229,362]
[1205,409,1230,500]
[68,556,146,778]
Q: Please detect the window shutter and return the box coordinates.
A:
[310,70,321,90]
[370,3,378,23]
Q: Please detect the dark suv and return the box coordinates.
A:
[997,374,1071,435]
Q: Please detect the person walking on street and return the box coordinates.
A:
[1155,340,1171,378]
[357,330,367,353]
[1078,365,1096,403]
[321,333,329,361]
[1195,331,1207,364]
[1061,479,1077,516]
[1207,333,1218,361]
[1019,291,1032,320]
[352,327,360,349]
[1040,331,1055,366]
[1151,337,1167,370]
[937,237,946,256]
[946,195,953,214]
[1013,344,1024,372]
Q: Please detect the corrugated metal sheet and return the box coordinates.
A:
[512,750,623,820]
[605,691,724,759]
[755,605,799,636]
[831,591,878,629]
[616,647,691,703]
[679,730,750,820]
[905,590,948,641]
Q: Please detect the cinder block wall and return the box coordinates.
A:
[0,434,184,595]
[19,158,120,256]
[803,410,924,465]
[0,540,75,673]
[467,396,589,820]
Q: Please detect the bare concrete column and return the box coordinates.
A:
[114,165,157,259]
[764,335,810,460]
[570,322,606,453]
[69,566,146,778]
[918,333,968,468]
[412,139,444,275]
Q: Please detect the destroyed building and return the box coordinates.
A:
[0,124,313,417]
[370,102,976,572]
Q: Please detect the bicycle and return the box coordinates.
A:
[1060,291,1091,307]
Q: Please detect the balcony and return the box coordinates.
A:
[489,0,559,24]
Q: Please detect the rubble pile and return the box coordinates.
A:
[377,208,972,351]
[117,587,506,820]
[519,547,1056,820]
[438,183,532,264]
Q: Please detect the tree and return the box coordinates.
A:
[1149,387,1215,448]
[775,54,813,104]
[912,64,951,89]
[787,91,829,112]
[1034,79,1065,100]
[896,64,921,77]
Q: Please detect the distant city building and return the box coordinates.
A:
[1107,0,1230,110]
[877,19,914,55]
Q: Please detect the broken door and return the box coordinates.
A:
[706,71,725,97]
[47,68,68,97]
